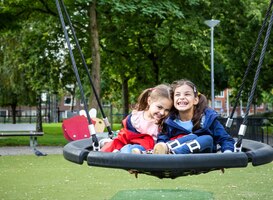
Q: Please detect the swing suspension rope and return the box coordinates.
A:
[226,0,273,125]
[225,0,273,151]
[55,0,114,149]
[236,3,273,150]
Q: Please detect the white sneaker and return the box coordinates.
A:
[131,148,142,154]
[113,149,120,153]
[153,142,169,154]
[99,138,113,149]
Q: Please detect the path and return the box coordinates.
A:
[0,146,63,156]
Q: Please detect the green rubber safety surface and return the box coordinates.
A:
[110,189,214,200]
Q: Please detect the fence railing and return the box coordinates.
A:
[1,115,272,146]
[218,117,273,146]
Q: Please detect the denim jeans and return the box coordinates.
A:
[120,144,146,153]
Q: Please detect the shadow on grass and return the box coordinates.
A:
[110,189,213,200]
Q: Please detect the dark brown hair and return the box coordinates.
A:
[171,79,208,131]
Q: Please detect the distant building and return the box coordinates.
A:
[212,88,266,117]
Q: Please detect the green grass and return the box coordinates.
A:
[112,123,122,131]
[0,155,272,200]
[0,123,122,147]
[1,123,273,199]
[263,126,273,136]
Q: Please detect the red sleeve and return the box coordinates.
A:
[100,117,155,152]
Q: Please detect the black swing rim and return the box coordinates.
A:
[63,138,273,178]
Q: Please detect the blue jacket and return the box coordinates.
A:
[157,108,235,152]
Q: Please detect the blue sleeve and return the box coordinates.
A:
[210,120,235,152]
[156,134,170,143]
[156,122,172,143]
[126,114,139,133]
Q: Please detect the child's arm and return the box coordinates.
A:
[211,120,235,152]
[156,133,170,143]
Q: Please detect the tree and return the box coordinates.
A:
[0,0,62,126]
[1,0,272,120]
[97,0,186,114]
[89,0,101,110]
[210,0,272,102]
[0,30,37,123]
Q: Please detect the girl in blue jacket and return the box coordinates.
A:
[153,79,235,154]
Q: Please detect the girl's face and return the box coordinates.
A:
[147,97,173,122]
[173,84,199,113]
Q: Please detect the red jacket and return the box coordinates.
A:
[101,116,155,152]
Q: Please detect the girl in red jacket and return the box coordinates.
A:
[101,84,173,153]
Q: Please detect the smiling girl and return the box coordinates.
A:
[153,79,235,154]
[101,84,173,153]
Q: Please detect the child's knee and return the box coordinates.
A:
[199,135,213,145]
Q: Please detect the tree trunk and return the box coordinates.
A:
[122,76,129,117]
[148,52,159,84]
[71,85,76,112]
[11,103,17,124]
[89,0,101,111]
[36,93,43,132]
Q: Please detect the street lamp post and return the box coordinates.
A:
[204,19,220,109]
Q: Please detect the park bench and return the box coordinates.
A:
[0,124,44,154]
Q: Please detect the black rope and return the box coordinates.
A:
[242,5,273,124]
[55,0,99,147]
[236,4,273,148]
[58,0,114,138]
[226,0,273,129]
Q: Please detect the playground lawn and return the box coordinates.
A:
[0,155,272,200]
[0,123,273,199]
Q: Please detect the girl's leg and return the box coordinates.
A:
[169,135,213,154]
[195,135,214,153]
[120,144,145,153]
[166,134,198,154]
[174,134,198,144]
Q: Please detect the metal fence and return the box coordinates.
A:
[218,117,273,146]
[1,114,272,146]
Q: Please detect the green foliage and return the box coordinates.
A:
[100,0,184,19]
[98,0,187,104]
[1,0,273,112]
[214,0,272,101]
[0,30,36,107]
[0,0,61,108]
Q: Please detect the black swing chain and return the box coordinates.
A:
[57,0,114,139]
[235,0,273,150]
[227,0,273,123]
[55,0,100,148]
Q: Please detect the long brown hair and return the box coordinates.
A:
[134,84,173,111]
[171,79,208,131]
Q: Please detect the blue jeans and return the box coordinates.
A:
[167,134,213,154]
[120,144,146,153]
